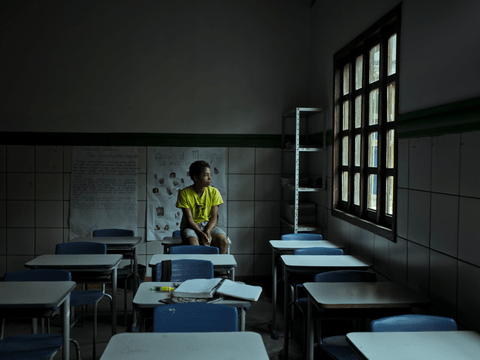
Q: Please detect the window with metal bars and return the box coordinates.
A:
[332,5,401,240]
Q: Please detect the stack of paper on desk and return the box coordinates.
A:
[173,278,222,298]
[216,279,263,301]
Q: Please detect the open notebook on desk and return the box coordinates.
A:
[172,278,262,301]
[216,279,262,301]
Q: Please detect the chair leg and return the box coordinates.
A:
[70,338,81,360]
[93,302,98,360]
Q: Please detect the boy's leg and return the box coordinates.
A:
[181,228,201,246]
[210,227,229,254]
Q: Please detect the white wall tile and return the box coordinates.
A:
[254,227,281,254]
[389,236,407,284]
[348,225,362,257]
[7,255,35,273]
[229,174,254,200]
[255,201,281,228]
[460,131,480,197]
[137,200,146,230]
[430,193,458,257]
[396,188,408,239]
[431,134,460,195]
[254,254,271,276]
[7,173,35,200]
[7,145,34,172]
[137,173,146,201]
[0,255,6,276]
[7,228,34,255]
[373,234,389,276]
[0,145,6,172]
[255,174,281,201]
[407,241,429,296]
[228,227,254,254]
[63,173,70,200]
[407,190,430,247]
[234,254,254,277]
[0,173,5,200]
[397,138,409,188]
[63,146,72,173]
[227,201,254,228]
[429,250,457,318]
[0,228,6,255]
[357,229,374,265]
[458,261,480,332]
[458,197,480,267]
[36,201,63,228]
[0,201,5,227]
[36,228,63,255]
[228,148,255,174]
[36,146,63,172]
[7,201,35,227]
[63,201,70,228]
[137,147,147,174]
[409,137,432,191]
[36,173,63,200]
[255,148,281,174]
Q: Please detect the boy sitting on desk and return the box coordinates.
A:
[176,160,229,254]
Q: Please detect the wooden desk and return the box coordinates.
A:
[0,281,76,360]
[133,281,252,332]
[269,240,343,338]
[281,255,372,360]
[304,282,430,360]
[347,331,480,360]
[99,332,270,360]
[25,254,122,335]
[149,254,237,280]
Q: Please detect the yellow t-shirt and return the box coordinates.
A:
[176,186,223,228]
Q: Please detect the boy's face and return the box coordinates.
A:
[194,167,212,187]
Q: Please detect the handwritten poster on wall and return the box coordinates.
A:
[69,146,138,239]
[147,147,226,241]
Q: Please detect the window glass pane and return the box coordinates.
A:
[342,171,348,202]
[343,64,349,95]
[386,130,395,169]
[355,55,363,90]
[342,136,349,166]
[343,100,349,130]
[387,83,395,122]
[355,95,362,128]
[367,174,377,210]
[369,44,380,84]
[354,135,361,166]
[354,173,360,206]
[369,89,379,125]
[388,34,397,76]
[368,132,378,168]
[386,176,394,215]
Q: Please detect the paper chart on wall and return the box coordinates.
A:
[69,146,138,239]
[146,147,226,241]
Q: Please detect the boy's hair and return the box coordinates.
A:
[189,160,210,181]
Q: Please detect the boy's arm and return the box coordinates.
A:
[203,205,219,242]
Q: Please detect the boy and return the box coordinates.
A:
[176,160,229,254]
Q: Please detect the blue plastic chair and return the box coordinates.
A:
[169,245,219,254]
[370,314,457,332]
[56,241,108,360]
[153,303,238,332]
[2,269,80,360]
[282,233,323,240]
[152,259,214,282]
[315,271,377,360]
[93,228,137,325]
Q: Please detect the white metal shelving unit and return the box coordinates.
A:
[280,107,326,234]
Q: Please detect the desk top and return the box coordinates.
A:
[100,332,269,360]
[133,281,251,308]
[347,331,480,360]
[0,281,76,308]
[270,240,343,250]
[71,236,142,247]
[149,254,237,268]
[304,282,430,309]
[281,255,371,271]
[25,254,123,269]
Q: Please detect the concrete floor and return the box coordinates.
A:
[2,277,347,359]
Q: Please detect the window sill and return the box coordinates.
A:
[332,209,394,241]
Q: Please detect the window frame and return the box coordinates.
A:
[332,5,401,241]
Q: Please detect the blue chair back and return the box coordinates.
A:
[4,269,72,282]
[172,230,181,237]
[294,247,343,256]
[153,303,238,332]
[152,259,214,282]
[93,229,134,237]
[371,314,457,332]
[314,270,376,282]
[56,242,106,254]
[169,245,219,254]
[281,233,323,240]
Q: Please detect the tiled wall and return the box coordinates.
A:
[326,130,480,332]
[0,145,286,278]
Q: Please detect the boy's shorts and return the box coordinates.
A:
[181,221,226,244]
